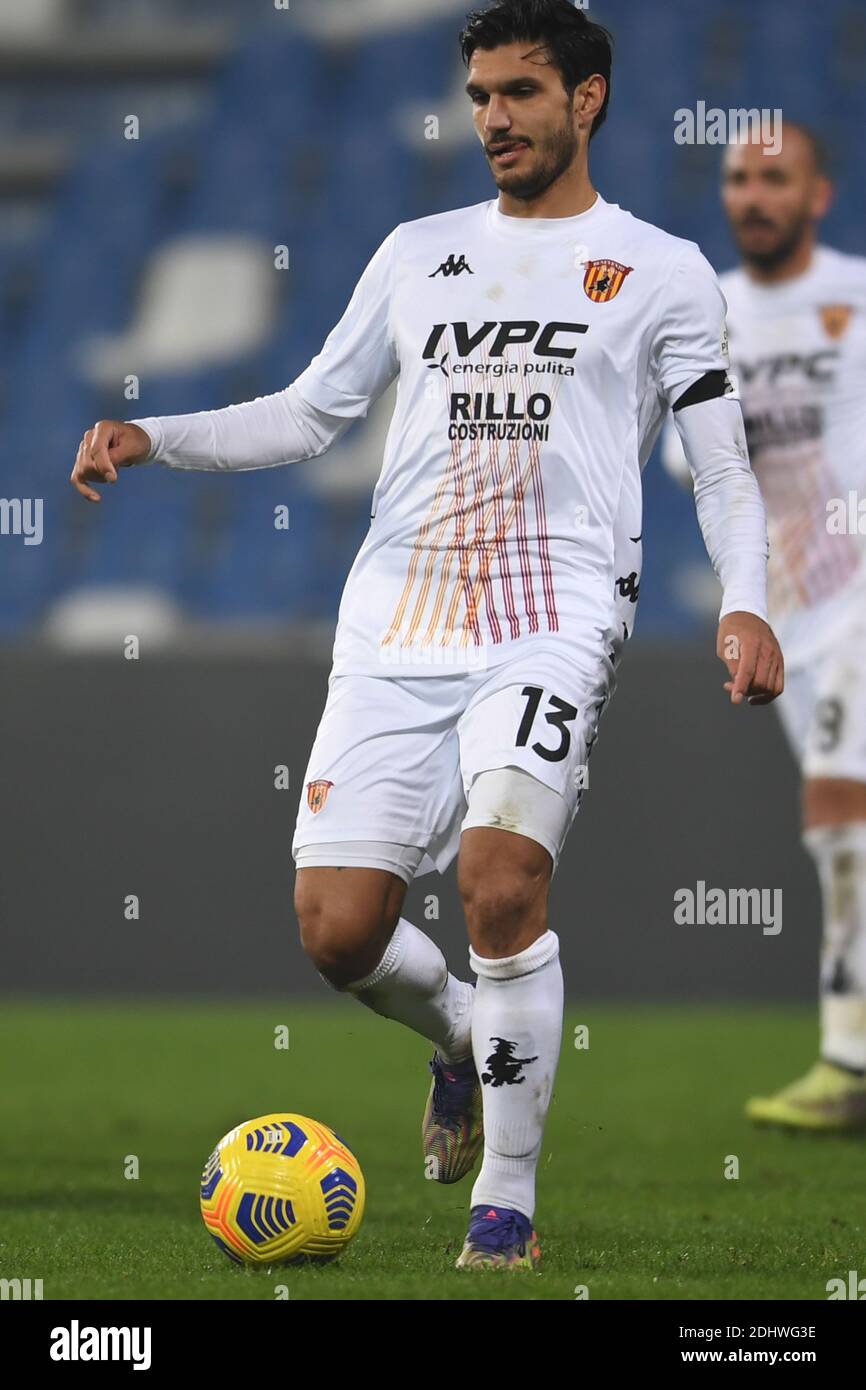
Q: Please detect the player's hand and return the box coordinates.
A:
[717,611,784,706]
[70,420,152,502]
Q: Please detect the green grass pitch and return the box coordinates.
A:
[1,1001,862,1301]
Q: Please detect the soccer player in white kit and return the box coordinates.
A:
[71,1,783,1268]
[666,123,866,1132]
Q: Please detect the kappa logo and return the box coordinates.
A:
[819,304,853,340]
[306,780,334,814]
[583,258,633,302]
[481,1036,538,1087]
[430,253,474,279]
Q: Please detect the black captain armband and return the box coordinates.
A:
[672,369,730,412]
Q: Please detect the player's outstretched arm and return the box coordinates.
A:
[70,383,359,503]
[71,228,400,503]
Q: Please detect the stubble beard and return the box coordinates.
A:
[735,210,812,274]
[491,112,579,203]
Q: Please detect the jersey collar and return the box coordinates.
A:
[487,191,612,241]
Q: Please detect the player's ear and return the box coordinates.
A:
[812,174,833,220]
[575,74,606,132]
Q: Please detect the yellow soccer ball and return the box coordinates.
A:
[200,1113,365,1265]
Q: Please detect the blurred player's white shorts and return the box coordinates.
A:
[292,646,615,883]
[775,602,866,781]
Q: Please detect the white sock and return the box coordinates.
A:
[343,917,474,1062]
[468,930,563,1222]
[804,822,866,1072]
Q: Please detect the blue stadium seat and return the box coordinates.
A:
[6,127,200,428]
[184,474,330,620]
[317,130,421,243]
[427,141,491,217]
[208,30,325,146]
[323,19,457,124]
[61,468,194,594]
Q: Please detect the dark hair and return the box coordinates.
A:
[460,0,613,139]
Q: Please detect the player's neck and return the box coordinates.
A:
[497,167,598,221]
[742,236,817,286]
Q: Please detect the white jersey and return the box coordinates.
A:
[719,247,866,667]
[289,194,745,678]
[134,193,768,680]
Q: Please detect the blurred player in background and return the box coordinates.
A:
[664,123,866,1130]
[72,0,782,1267]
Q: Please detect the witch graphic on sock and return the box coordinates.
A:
[482,1037,539,1087]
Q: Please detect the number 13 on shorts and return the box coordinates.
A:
[459,676,606,812]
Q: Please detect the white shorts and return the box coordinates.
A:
[291,644,616,882]
[775,606,866,782]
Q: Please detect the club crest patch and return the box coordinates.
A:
[819,304,853,340]
[583,258,633,302]
[306,779,334,814]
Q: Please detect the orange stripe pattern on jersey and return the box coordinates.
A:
[381,331,563,654]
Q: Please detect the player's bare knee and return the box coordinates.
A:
[459,863,549,955]
[299,909,388,988]
[294,870,397,986]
